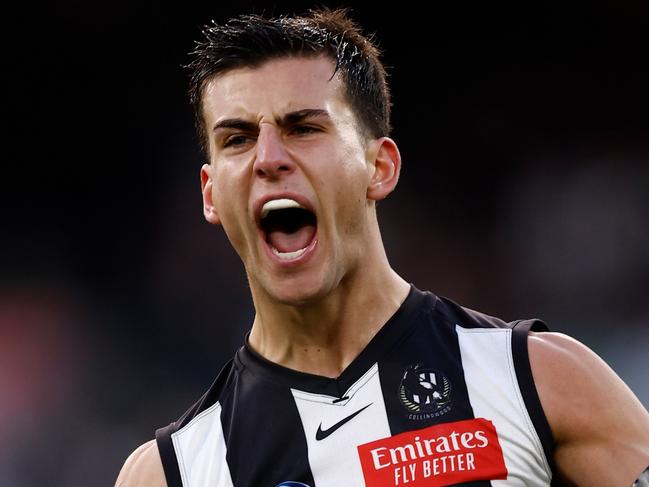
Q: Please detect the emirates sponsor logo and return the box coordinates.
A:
[357,418,507,486]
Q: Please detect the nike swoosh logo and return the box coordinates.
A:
[315,403,372,441]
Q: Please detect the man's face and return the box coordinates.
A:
[200,56,381,305]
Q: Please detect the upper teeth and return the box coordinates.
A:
[260,199,304,219]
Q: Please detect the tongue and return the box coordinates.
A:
[267,224,316,253]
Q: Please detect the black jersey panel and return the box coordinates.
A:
[378,292,479,430]
[219,365,316,487]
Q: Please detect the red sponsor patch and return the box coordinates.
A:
[357,418,507,486]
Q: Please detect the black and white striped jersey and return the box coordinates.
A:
[156,285,556,487]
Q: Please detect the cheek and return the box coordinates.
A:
[213,177,249,246]
[341,149,371,198]
[330,153,371,233]
[212,163,248,214]
[335,140,370,183]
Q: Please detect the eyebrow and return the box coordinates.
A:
[212,108,331,133]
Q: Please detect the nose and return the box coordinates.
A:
[253,124,295,179]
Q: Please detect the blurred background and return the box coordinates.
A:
[3,1,648,485]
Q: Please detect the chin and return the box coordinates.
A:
[262,272,334,307]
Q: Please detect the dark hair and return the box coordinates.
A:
[187,8,392,156]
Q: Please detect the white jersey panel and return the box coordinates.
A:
[291,363,392,487]
[171,401,234,487]
[456,326,552,486]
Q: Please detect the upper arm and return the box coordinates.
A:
[115,439,168,487]
[529,332,649,486]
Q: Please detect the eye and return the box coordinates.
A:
[223,134,255,148]
[290,125,320,136]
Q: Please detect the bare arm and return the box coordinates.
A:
[529,332,649,486]
[115,439,167,487]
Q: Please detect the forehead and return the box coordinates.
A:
[201,56,352,126]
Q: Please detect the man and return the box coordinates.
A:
[116,9,649,487]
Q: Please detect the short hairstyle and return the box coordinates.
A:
[187,8,392,157]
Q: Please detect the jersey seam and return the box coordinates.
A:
[505,329,553,481]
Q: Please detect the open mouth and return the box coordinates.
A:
[259,199,317,261]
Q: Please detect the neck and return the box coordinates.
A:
[247,243,410,378]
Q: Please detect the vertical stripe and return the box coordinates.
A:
[171,401,234,487]
[378,306,482,436]
[218,371,316,487]
[291,363,392,487]
[456,326,552,487]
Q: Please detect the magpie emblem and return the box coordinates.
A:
[399,364,452,417]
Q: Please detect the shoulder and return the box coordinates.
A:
[527,331,609,419]
[526,330,647,440]
[115,439,167,487]
[526,331,637,436]
[527,332,649,486]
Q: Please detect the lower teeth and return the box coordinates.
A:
[271,246,308,260]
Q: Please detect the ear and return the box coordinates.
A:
[366,137,402,201]
[200,163,221,225]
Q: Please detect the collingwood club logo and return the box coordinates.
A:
[399,364,452,420]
